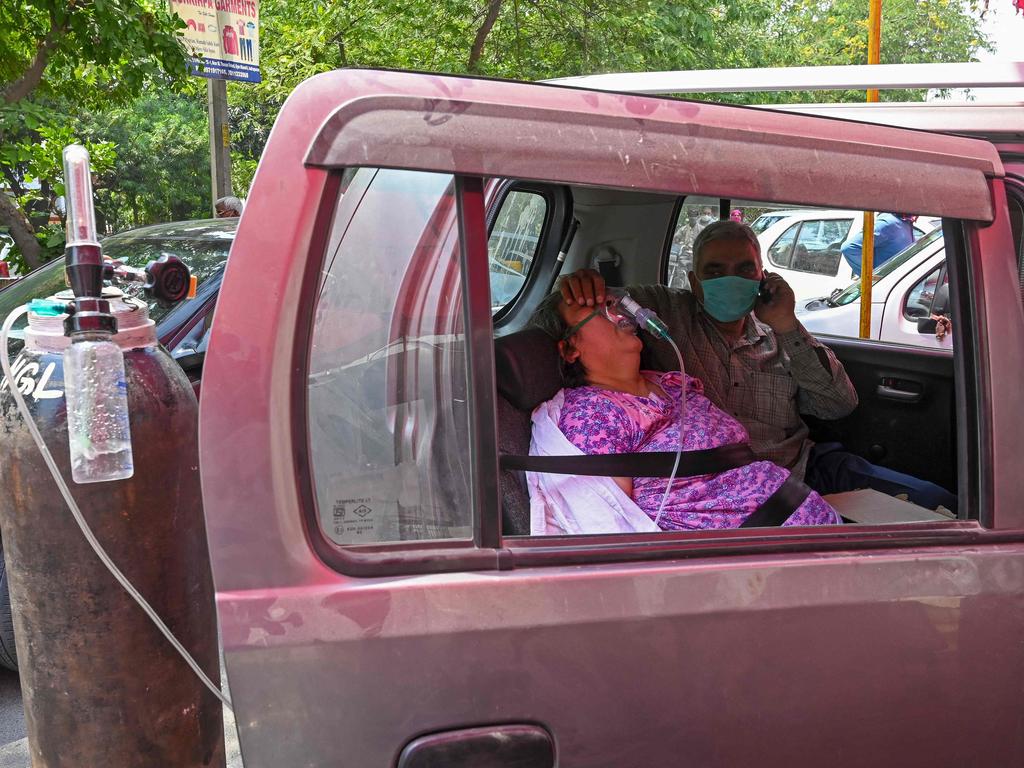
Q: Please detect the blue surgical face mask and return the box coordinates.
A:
[698,276,760,323]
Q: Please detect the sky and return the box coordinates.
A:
[968,2,1024,100]
[980,2,1024,61]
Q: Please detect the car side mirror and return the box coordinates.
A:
[916,317,938,334]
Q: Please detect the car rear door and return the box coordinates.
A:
[200,70,1024,766]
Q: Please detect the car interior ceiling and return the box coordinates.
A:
[493,182,962,533]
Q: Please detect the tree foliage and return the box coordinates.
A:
[0,0,189,269]
[0,0,994,270]
[696,0,992,103]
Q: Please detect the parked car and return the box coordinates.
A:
[199,68,1024,766]
[0,217,234,670]
[753,208,938,301]
[797,227,950,348]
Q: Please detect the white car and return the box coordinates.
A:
[796,227,950,349]
[753,209,937,302]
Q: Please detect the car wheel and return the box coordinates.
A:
[0,551,18,672]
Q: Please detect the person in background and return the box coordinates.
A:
[669,209,703,288]
[697,206,716,228]
[729,209,744,223]
[840,212,914,276]
[215,196,244,218]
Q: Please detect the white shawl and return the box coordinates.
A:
[527,390,660,536]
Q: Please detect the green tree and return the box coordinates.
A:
[0,0,188,269]
[85,93,210,232]
[225,0,724,186]
[226,0,990,183]
[687,0,992,104]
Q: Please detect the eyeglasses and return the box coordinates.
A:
[562,297,638,340]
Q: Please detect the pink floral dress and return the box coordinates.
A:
[557,371,839,530]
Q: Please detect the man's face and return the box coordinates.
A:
[688,237,763,304]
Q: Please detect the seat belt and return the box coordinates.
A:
[501,443,755,478]
[500,443,810,527]
[737,474,810,528]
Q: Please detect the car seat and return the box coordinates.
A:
[493,328,564,535]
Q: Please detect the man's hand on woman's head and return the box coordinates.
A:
[559,268,606,307]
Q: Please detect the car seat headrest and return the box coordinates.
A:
[494,327,564,412]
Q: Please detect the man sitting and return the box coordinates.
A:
[558,220,956,512]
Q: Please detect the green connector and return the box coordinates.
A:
[28,299,68,317]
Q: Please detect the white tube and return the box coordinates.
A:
[653,336,686,528]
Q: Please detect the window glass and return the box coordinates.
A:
[666,196,719,289]
[766,222,799,268]
[308,168,472,546]
[788,219,851,276]
[488,190,546,311]
[904,266,947,320]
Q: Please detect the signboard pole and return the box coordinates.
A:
[208,78,233,216]
[167,0,261,215]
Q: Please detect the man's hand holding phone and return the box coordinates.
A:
[754,272,798,333]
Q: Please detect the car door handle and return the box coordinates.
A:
[397,724,555,768]
[876,383,922,403]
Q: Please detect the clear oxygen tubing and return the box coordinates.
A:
[611,291,687,529]
[1,305,232,711]
[653,335,686,529]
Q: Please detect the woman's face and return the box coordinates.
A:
[558,299,643,376]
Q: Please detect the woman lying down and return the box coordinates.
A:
[528,292,839,535]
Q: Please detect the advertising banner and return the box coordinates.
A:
[169,0,261,83]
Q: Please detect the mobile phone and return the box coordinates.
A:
[758,278,772,304]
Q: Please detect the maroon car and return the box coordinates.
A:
[199,70,1024,766]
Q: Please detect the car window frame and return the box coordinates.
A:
[660,194,726,286]
[787,218,852,277]
[489,180,573,328]
[902,263,945,322]
[486,183,549,312]
[293,172,1000,581]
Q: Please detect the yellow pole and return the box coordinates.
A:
[866,0,882,102]
[859,0,882,339]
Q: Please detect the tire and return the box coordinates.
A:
[0,549,19,672]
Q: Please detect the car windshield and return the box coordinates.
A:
[830,227,944,307]
[0,224,232,354]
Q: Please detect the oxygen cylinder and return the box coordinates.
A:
[0,290,224,767]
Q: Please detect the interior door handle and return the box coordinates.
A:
[876,383,922,403]
[397,724,555,768]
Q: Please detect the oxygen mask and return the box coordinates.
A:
[601,291,640,332]
[604,288,672,341]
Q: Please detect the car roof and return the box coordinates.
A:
[546,62,1024,144]
[102,218,237,245]
[756,209,857,220]
[546,61,1024,95]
